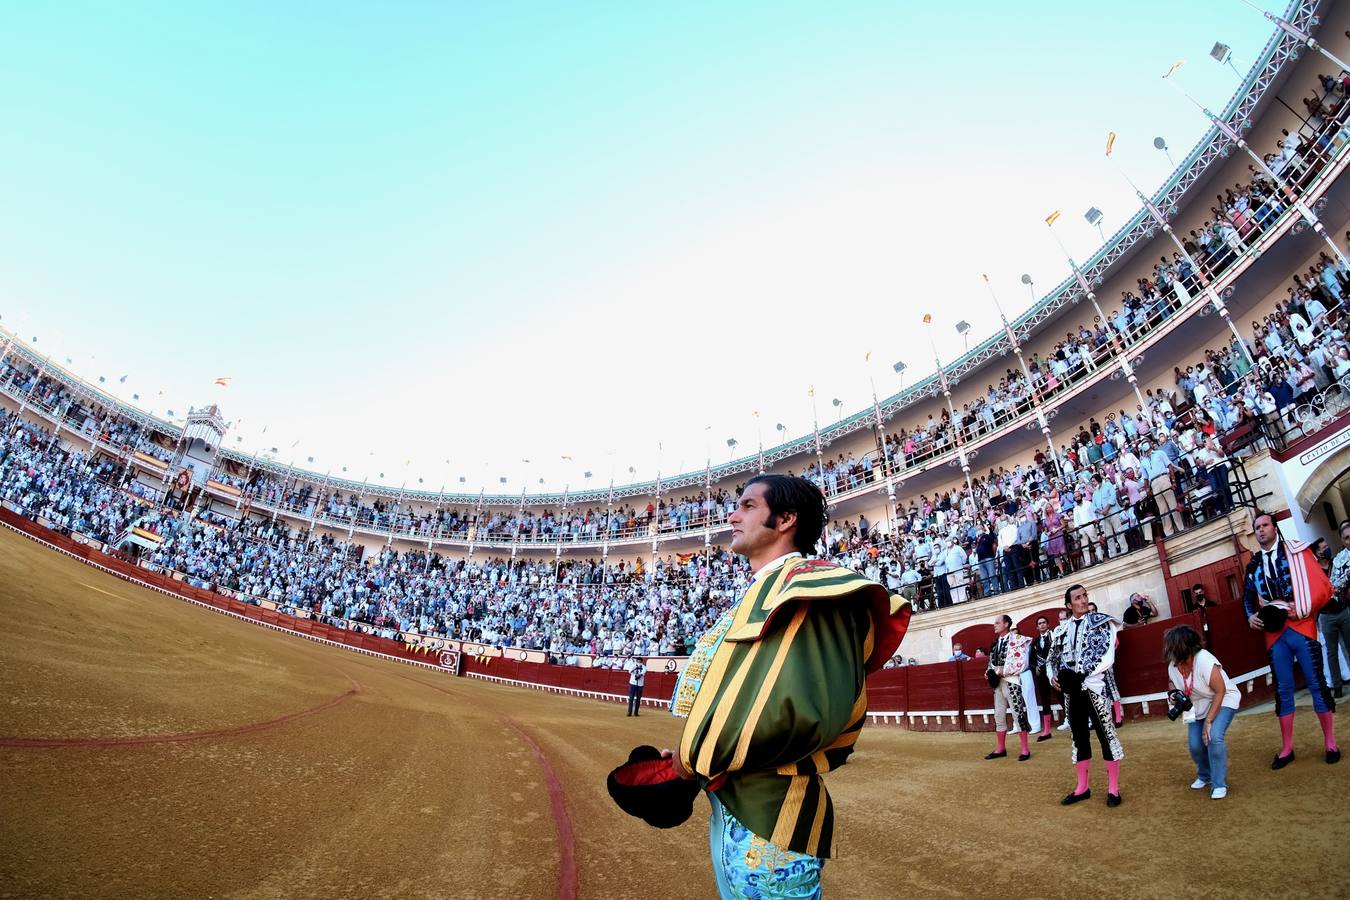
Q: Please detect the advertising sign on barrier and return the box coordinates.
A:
[438,649,462,675]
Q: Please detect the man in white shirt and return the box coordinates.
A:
[625,656,646,717]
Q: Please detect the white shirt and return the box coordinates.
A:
[751,551,802,582]
[1167,650,1239,720]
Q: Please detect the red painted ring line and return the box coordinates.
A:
[0,683,359,749]
[505,718,579,900]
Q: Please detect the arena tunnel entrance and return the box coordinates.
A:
[1297,441,1350,534]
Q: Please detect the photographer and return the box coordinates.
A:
[1163,625,1240,800]
[1122,593,1159,628]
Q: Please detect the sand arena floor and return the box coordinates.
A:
[1,526,1348,900]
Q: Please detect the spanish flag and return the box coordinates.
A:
[1045,210,1062,227]
[922,313,932,325]
[1105,131,1117,156]
[1163,59,1184,79]
[214,377,231,387]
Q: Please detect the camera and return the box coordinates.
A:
[1166,688,1193,721]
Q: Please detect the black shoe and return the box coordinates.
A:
[1036,733,1053,742]
[1106,792,1122,808]
[985,750,1007,760]
[1272,751,1295,770]
[1329,749,1342,765]
[625,713,631,717]
[1018,753,1031,762]
[1060,789,1091,806]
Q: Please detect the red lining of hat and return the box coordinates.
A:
[614,758,681,787]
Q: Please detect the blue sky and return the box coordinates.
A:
[1,1,1284,492]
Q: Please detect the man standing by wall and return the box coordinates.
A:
[1243,512,1339,767]
[1030,615,1056,740]
[1324,520,1350,701]
[985,614,1033,762]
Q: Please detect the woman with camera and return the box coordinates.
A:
[1163,624,1240,799]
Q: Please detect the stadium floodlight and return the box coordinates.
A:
[1210,41,1242,77]
[1084,206,1106,241]
[1154,136,1175,168]
[955,320,971,351]
[831,398,843,422]
[726,438,737,448]
[499,476,507,484]
[584,471,592,479]
[776,422,785,433]
[892,361,906,374]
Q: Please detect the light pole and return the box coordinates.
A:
[922,314,974,496]
[1102,133,1254,364]
[1233,4,1350,73]
[955,320,971,352]
[983,274,1063,476]
[808,387,825,483]
[1153,135,1175,169]
[1085,206,1106,243]
[1165,67,1350,271]
[1210,41,1243,78]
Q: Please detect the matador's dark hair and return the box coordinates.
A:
[743,474,828,557]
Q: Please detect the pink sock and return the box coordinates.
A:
[1075,759,1090,793]
[1279,713,1295,757]
[1106,760,1120,794]
[1317,710,1339,751]
[1113,700,1124,722]
[1019,732,1030,755]
[1040,714,1053,736]
[996,731,1007,753]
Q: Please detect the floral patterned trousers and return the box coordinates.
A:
[708,793,823,898]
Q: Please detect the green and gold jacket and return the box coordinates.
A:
[676,557,911,858]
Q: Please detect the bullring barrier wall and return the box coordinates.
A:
[1,505,1288,731]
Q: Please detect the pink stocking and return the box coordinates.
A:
[1317,711,1339,752]
[995,731,1007,753]
[1074,759,1091,794]
[1019,732,1030,755]
[1279,713,1295,757]
[1106,760,1120,795]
